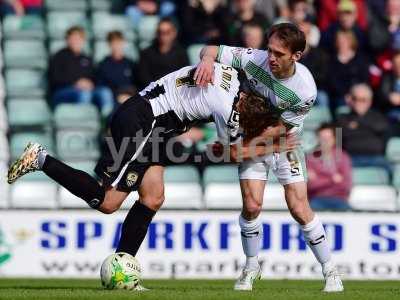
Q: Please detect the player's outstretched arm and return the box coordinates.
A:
[194,45,219,87]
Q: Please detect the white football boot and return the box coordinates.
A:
[133,284,149,291]
[234,266,261,291]
[323,267,344,292]
[7,142,44,184]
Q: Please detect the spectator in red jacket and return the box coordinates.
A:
[306,123,353,211]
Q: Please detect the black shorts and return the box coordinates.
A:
[95,95,171,193]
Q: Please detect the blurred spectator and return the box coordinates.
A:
[320,0,367,53]
[137,18,189,89]
[327,30,369,114]
[125,0,176,26]
[253,0,284,23]
[299,19,329,106]
[240,22,265,49]
[226,0,270,45]
[306,123,352,211]
[337,83,390,170]
[49,26,114,117]
[0,0,42,16]
[378,51,400,133]
[278,0,320,47]
[317,0,368,32]
[96,31,136,103]
[179,0,229,45]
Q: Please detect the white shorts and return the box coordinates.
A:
[238,149,307,185]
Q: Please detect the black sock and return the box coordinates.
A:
[42,155,105,208]
[116,201,156,256]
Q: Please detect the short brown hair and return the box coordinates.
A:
[107,30,124,43]
[66,26,85,38]
[239,93,280,139]
[268,23,306,53]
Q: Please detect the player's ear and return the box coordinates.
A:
[292,51,302,62]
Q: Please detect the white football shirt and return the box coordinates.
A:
[139,63,241,144]
[216,46,317,132]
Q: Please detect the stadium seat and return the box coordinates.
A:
[137,16,159,47]
[92,12,135,41]
[4,40,47,69]
[11,180,58,208]
[47,12,90,39]
[54,103,100,131]
[5,69,45,98]
[196,123,218,152]
[303,106,332,130]
[56,129,100,160]
[393,165,400,188]
[58,160,97,208]
[93,40,138,63]
[10,132,54,160]
[45,0,88,11]
[163,166,203,209]
[0,162,10,208]
[187,44,205,65]
[386,137,400,163]
[349,185,398,211]
[301,130,318,153]
[3,15,45,40]
[49,39,92,56]
[204,165,242,208]
[335,105,350,116]
[89,0,112,11]
[0,132,10,162]
[7,99,51,129]
[352,167,389,185]
[0,105,8,133]
[262,184,287,210]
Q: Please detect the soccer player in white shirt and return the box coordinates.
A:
[195,23,343,292]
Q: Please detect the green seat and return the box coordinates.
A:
[302,130,318,153]
[335,105,350,116]
[45,0,88,11]
[137,16,159,45]
[92,12,135,41]
[49,39,92,56]
[7,99,51,128]
[393,166,400,188]
[56,129,100,160]
[196,123,218,152]
[54,103,100,131]
[89,0,112,11]
[386,137,400,163]
[93,40,138,63]
[47,12,90,39]
[352,167,389,185]
[164,166,200,183]
[3,15,45,39]
[304,106,332,130]
[203,165,239,185]
[187,44,205,65]
[10,132,54,160]
[5,69,45,98]
[4,40,47,69]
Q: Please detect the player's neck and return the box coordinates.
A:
[273,64,296,80]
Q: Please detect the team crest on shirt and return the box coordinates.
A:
[126,172,139,187]
[278,100,291,110]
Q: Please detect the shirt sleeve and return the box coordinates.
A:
[216,46,257,70]
[280,95,316,129]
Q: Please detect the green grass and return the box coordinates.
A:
[0,279,399,300]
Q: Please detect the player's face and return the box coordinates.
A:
[267,33,301,78]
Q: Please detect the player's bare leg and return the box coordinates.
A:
[234,179,265,291]
[284,181,344,292]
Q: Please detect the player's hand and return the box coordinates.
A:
[273,132,300,152]
[194,56,215,87]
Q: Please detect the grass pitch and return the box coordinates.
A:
[0,279,399,300]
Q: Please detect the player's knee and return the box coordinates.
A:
[242,194,262,219]
[139,187,165,211]
[100,201,121,214]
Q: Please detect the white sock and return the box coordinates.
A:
[301,216,332,266]
[239,214,262,270]
[38,150,48,169]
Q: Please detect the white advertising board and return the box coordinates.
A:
[0,210,399,279]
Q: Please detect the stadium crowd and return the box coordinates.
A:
[1,0,400,210]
